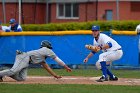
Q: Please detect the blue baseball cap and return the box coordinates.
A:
[92,25,100,31]
[9,18,16,24]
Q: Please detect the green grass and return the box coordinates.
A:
[28,68,140,78]
[0,68,140,93]
[0,84,140,93]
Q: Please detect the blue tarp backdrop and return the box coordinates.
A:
[0,33,139,67]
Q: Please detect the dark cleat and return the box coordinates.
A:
[109,76,118,81]
[96,76,108,82]
[0,77,3,82]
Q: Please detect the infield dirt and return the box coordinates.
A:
[1,76,140,85]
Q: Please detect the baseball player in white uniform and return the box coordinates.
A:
[0,26,10,32]
[0,40,72,82]
[83,25,123,82]
[136,24,140,34]
[7,18,22,32]
[0,21,10,32]
[136,24,140,51]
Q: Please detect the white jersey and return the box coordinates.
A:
[94,33,123,69]
[9,24,22,32]
[27,47,56,64]
[1,26,10,31]
[135,24,140,32]
[136,24,140,52]
[93,33,121,52]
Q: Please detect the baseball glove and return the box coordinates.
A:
[85,44,100,52]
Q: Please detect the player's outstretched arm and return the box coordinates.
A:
[63,65,72,72]
[40,62,62,79]
[54,57,72,72]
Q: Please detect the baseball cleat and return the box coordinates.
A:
[109,76,118,81]
[0,77,3,82]
[96,76,108,82]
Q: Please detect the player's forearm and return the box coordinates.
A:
[54,57,72,72]
[63,65,69,70]
[40,62,58,77]
[86,52,93,59]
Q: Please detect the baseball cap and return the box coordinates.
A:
[92,25,100,31]
[9,18,16,24]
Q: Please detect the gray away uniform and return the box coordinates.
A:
[0,47,56,81]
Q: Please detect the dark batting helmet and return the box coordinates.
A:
[9,18,16,24]
[40,40,52,49]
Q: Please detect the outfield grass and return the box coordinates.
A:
[0,84,140,93]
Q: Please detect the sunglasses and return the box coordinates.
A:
[92,30,99,32]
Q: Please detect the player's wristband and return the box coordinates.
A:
[91,51,96,54]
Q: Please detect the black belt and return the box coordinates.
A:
[118,48,122,50]
[114,48,122,51]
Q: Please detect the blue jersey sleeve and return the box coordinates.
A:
[107,42,112,48]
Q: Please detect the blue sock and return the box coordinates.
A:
[106,68,114,78]
[100,61,107,78]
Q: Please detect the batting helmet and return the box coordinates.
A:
[9,18,16,24]
[40,40,52,49]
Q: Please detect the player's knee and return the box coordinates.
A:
[95,59,104,70]
[17,78,26,81]
[95,62,101,70]
[10,74,27,81]
[10,69,18,74]
[16,77,26,81]
[96,61,108,70]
